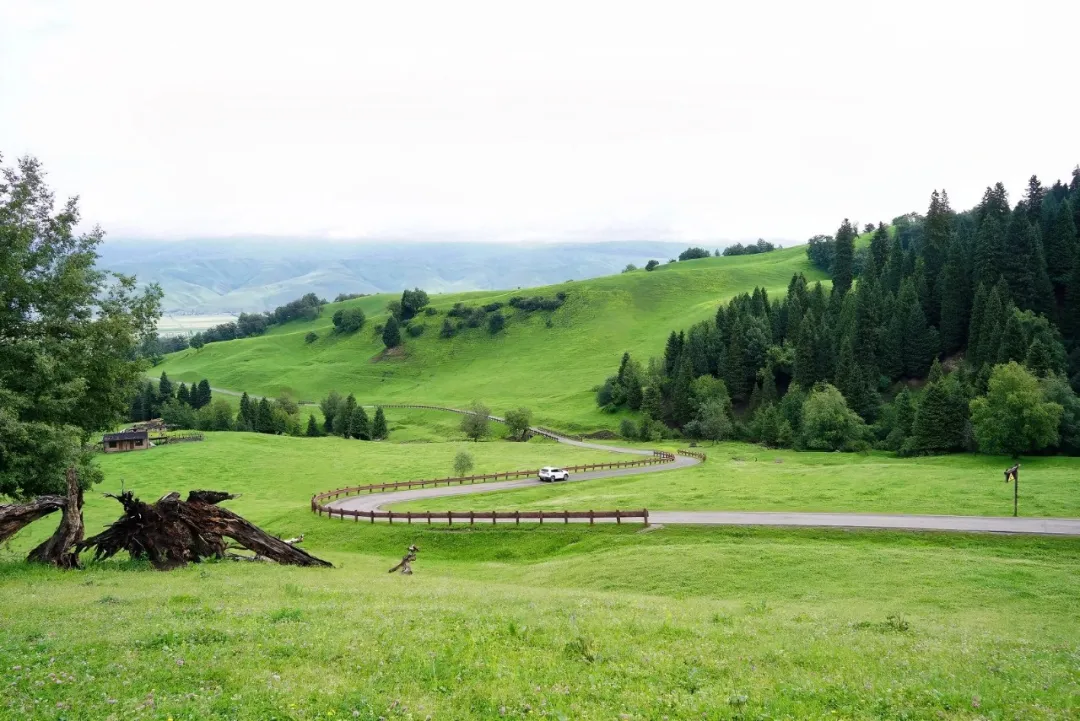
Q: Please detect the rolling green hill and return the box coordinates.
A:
[158,246,826,430]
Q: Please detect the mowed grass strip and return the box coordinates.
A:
[2,525,1078,720]
[392,441,1080,518]
[155,247,827,431]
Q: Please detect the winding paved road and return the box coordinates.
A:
[317,404,1080,536]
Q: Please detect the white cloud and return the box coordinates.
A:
[1,0,1076,242]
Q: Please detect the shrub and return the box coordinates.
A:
[800,384,868,451]
[382,316,402,348]
[619,418,636,438]
[332,307,366,334]
[645,259,659,271]
[488,312,506,334]
[678,247,710,261]
[304,331,318,344]
[508,295,566,312]
[440,318,455,338]
[406,323,425,338]
[482,302,504,313]
[424,306,439,316]
[623,264,637,273]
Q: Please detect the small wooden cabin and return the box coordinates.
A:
[102,429,149,453]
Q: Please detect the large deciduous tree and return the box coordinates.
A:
[969,362,1062,458]
[0,155,161,563]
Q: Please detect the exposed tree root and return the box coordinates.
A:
[79,489,332,570]
[0,495,65,545]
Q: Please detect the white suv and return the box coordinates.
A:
[538,466,570,482]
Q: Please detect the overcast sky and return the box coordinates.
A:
[2,0,1077,243]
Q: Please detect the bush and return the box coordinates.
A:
[645,260,659,271]
[678,247,711,261]
[424,306,439,316]
[488,312,506,334]
[482,302,504,313]
[304,331,318,344]
[453,450,474,477]
[619,418,636,438]
[440,318,455,338]
[406,323,425,338]
[382,316,402,348]
[332,307,366,334]
[623,264,637,273]
[508,295,566,312]
[800,384,868,451]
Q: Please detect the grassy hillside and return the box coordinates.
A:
[3,432,1079,719]
[158,246,825,430]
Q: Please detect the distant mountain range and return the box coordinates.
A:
[97,238,704,313]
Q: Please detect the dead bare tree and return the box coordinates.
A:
[79,489,331,570]
[0,495,66,545]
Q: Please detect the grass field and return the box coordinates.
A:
[5,432,1080,718]
[155,247,827,431]
[394,442,1080,518]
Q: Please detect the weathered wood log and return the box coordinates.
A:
[0,495,66,545]
[28,467,85,568]
[78,488,331,569]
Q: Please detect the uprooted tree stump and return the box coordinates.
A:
[0,467,84,568]
[78,489,332,570]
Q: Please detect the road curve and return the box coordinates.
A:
[197,393,1079,537]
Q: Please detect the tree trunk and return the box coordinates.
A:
[27,467,84,569]
[0,495,66,545]
[79,489,332,570]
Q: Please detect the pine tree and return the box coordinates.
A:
[793,315,818,388]
[177,382,190,406]
[351,406,370,440]
[966,284,988,367]
[237,391,252,430]
[832,218,855,298]
[759,366,779,407]
[882,232,905,295]
[724,318,749,401]
[905,375,967,454]
[1044,200,1077,293]
[663,331,682,375]
[927,357,945,384]
[903,300,937,378]
[1025,338,1054,377]
[870,223,890,275]
[198,380,211,409]
[1031,234,1055,318]
[382,316,402,349]
[885,388,916,450]
[158,372,174,401]
[976,182,1010,228]
[837,338,877,421]
[978,282,1008,371]
[671,354,696,426]
[853,270,881,373]
[1024,175,1045,223]
[372,407,388,440]
[306,414,319,437]
[336,394,357,437]
[938,237,971,355]
[1002,207,1041,311]
[972,214,1006,289]
[997,310,1027,364]
[256,397,274,434]
[923,190,952,310]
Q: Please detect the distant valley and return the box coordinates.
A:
[98,238,700,313]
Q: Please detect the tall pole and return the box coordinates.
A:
[1013,470,1019,518]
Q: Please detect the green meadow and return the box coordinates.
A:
[155,247,827,431]
[4,431,1080,719]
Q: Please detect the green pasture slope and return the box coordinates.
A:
[157,246,826,430]
[3,431,1080,719]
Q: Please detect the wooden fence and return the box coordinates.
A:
[678,449,707,461]
[318,506,650,526]
[310,450,675,507]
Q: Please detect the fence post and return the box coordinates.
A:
[427,511,432,525]
[616,509,621,525]
[589,510,594,526]
[407,511,412,525]
[515,510,520,525]
[448,511,452,526]
[469,511,474,526]
[644,509,649,525]
[370,511,374,524]
[388,511,393,524]
[355,510,358,522]
[539,510,544,525]
[564,510,569,525]
[492,512,497,525]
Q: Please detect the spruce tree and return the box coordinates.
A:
[885,388,916,451]
[972,214,1006,289]
[759,366,779,407]
[1044,200,1077,293]
[198,380,211,409]
[997,310,1027,364]
[870,223,890,275]
[158,372,174,401]
[966,284,988,367]
[663,331,682,375]
[671,354,696,426]
[723,318,749,401]
[372,407,388,440]
[831,218,855,298]
[905,375,967,454]
[256,397,274,434]
[902,301,937,378]
[382,316,402,349]
[927,357,945,385]
[177,382,190,406]
[882,232,905,295]
[237,392,252,430]
[793,315,818,388]
[1025,338,1054,377]
[351,406,370,440]
[853,270,881,372]
[306,414,320,437]
[336,394,357,437]
[1024,175,1045,223]
[922,189,952,307]
[1002,207,1040,310]
[978,283,1007,371]
[976,182,1010,228]
[938,237,971,354]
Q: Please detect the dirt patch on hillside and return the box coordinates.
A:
[371,347,407,363]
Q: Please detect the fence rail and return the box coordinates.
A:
[678,449,707,461]
[317,506,650,526]
[310,451,675,506]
